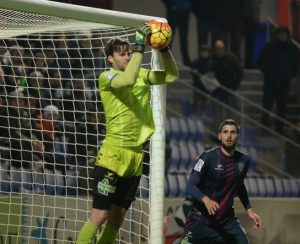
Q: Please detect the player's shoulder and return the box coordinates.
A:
[139,68,150,79]
[235,148,251,162]
[193,147,217,172]
[100,69,119,81]
[139,68,149,73]
[203,146,218,156]
[127,67,150,84]
[199,146,218,162]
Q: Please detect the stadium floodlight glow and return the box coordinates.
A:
[0,0,167,243]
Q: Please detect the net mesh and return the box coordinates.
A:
[0,6,152,244]
[0,8,124,38]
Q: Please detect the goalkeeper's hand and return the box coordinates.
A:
[134,23,152,47]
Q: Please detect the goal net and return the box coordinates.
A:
[0,0,167,243]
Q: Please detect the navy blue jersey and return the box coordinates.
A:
[186,146,251,223]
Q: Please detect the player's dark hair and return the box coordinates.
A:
[105,38,130,57]
[218,119,240,134]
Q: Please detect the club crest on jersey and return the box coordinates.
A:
[238,161,244,172]
[194,159,204,172]
[215,164,224,171]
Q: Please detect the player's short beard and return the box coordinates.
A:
[220,141,237,153]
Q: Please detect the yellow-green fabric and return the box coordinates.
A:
[96,142,144,177]
[76,219,97,244]
[96,225,118,244]
[99,68,155,148]
[148,52,179,85]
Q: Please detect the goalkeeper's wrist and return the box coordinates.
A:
[132,44,145,53]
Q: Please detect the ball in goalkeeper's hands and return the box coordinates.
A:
[146,20,172,50]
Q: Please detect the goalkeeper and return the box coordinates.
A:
[77,22,178,244]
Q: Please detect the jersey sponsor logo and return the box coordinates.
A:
[97,178,116,196]
[193,159,204,172]
[214,164,224,171]
[104,73,115,80]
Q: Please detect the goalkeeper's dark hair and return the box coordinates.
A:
[105,38,130,57]
[218,119,240,134]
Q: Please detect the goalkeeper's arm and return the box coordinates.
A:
[110,52,143,89]
[148,49,179,85]
[110,23,151,89]
[110,23,178,88]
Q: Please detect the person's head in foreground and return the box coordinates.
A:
[43,105,59,122]
[218,119,240,153]
[214,39,226,57]
[105,38,131,71]
[199,44,210,59]
[275,27,291,43]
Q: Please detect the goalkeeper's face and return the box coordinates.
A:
[108,46,131,71]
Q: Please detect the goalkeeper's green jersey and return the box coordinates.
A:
[99,68,155,148]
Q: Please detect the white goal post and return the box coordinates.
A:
[0,0,167,243]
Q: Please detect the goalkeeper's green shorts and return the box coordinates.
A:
[95,141,144,177]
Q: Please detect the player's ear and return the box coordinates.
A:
[218,133,221,141]
[107,55,114,65]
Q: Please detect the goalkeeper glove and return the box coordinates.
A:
[133,23,152,53]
